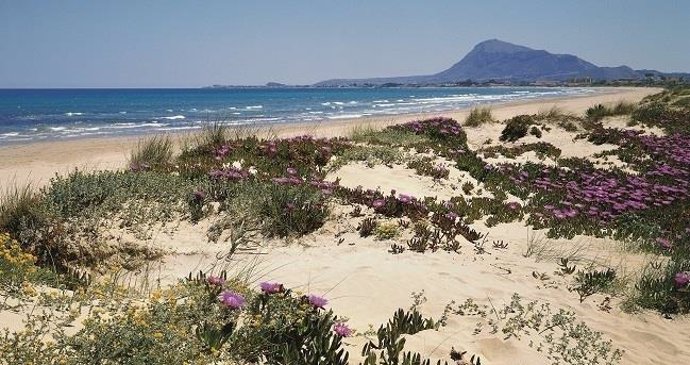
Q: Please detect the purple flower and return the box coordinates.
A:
[286,167,298,176]
[260,282,284,294]
[333,322,353,337]
[218,291,246,310]
[398,194,412,204]
[307,294,328,309]
[656,238,672,250]
[372,199,386,209]
[444,212,458,221]
[673,272,690,289]
[193,190,206,201]
[207,275,225,286]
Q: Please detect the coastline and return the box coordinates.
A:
[0,86,660,191]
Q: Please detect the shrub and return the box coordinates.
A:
[632,252,690,314]
[461,181,474,195]
[406,158,450,180]
[358,217,378,237]
[464,107,495,127]
[374,222,400,240]
[529,126,542,138]
[631,102,667,124]
[256,184,329,237]
[571,268,617,303]
[361,308,440,365]
[499,115,532,142]
[329,145,403,170]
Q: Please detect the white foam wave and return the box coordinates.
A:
[157,126,203,131]
[105,122,169,130]
[161,115,186,120]
[327,114,364,120]
[65,112,84,116]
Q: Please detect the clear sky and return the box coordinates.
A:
[1,0,688,88]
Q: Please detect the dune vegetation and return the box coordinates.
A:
[1,86,690,364]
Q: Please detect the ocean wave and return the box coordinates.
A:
[65,112,84,116]
[157,126,203,131]
[327,114,365,120]
[104,122,169,130]
[245,105,263,110]
[160,115,186,120]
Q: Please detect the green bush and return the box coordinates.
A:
[631,102,667,124]
[632,251,690,314]
[499,115,532,142]
[256,184,329,237]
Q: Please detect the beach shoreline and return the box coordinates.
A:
[0,86,660,190]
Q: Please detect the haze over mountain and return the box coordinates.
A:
[315,39,687,86]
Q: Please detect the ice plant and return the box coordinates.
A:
[193,189,206,202]
[307,294,328,309]
[674,272,690,289]
[260,282,284,294]
[218,291,246,310]
[398,194,412,204]
[656,237,672,250]
[333,322,353,337]
[372,199,386,209]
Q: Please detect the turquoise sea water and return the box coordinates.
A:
[0,87,593,144]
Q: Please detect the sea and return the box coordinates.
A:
[0,87,594,144]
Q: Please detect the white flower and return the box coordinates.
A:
[232,160,242,169]
[248,166,258,175]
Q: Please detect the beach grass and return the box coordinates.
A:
[464,106,496,127]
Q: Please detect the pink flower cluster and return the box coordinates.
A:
[393,117,464,137]
[510,166,689,222]
[209,167,251,181]
[213,144,233,160]
[271,168,339,195]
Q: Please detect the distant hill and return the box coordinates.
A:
[314,39,688,86]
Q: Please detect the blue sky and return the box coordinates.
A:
[1,0,688,87]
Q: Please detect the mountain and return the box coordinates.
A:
[314,39,686,86]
